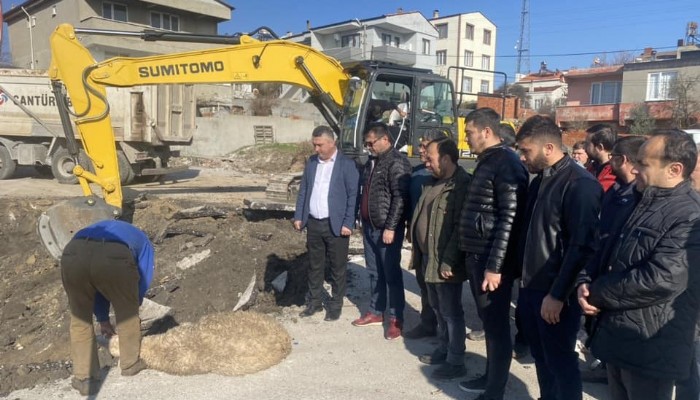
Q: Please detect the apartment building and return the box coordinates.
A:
[430,10,497,103]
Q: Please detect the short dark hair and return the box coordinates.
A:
[586,124,618,151]
[364,122,392,143]
[420,128,449,143]
[612,136,646,164]
[312,125,336,140]
[572,141,587,151]
[516,115,562,146]
[499,123,516,148]
[650,129,697,179]
[466,108,501,137]
[431,137,459,164]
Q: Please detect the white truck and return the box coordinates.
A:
[0,68,195,184]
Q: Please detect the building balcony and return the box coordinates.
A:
[324,45,416,66]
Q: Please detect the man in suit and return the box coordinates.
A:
[294,125,360,321]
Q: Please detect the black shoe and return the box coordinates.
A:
[418,352,447,365]
[324,309,341,321]
[299,305,323,318]
[512,340,529,359]
[403,324,437,339]
[466,329,485,341]
[581,361,607,384]
[458,375,487,394]
[431,363,467,380]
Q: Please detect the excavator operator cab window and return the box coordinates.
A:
[365,77,411,151]
[417,81,455,126]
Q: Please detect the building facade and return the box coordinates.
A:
[288,10,438,71]
[430,10,497,104]
[3,0,233,69]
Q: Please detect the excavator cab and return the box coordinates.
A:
[338,62,458,159]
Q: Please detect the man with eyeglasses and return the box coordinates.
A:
[352,122,412,340]
[576,135,646,383]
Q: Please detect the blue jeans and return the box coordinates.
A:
[362,223,405,321]
[518,288,582,400]
[675,339,700,400]
[426,281,465,365]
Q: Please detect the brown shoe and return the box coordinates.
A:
[352,312,383,327]
[121,359,147,377]
[71,377,99,396]
[385,317,402,340]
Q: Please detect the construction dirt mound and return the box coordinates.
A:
[0,194,310,395]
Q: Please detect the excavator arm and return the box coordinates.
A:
[39,23,352,260]
[48,23,350,209]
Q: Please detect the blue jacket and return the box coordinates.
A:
[73,220,155,322]
[294,151,360,236]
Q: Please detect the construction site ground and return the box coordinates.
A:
[0,147,609,399]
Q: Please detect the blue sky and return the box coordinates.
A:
[2,0,700,82]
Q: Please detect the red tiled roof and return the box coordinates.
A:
[517,73,564,82]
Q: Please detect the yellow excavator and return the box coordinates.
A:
[38,23,465,258]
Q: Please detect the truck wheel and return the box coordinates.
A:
[0,146,17,180]
[117,151,135,185]
[51,148,91,184]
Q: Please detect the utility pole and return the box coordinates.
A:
[21,6,36,69]
[516,0,530,77]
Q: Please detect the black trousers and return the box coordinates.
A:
[607,364,674,400]
[415,261,437,330]
[306,218,349,312]
[469,263,514,400]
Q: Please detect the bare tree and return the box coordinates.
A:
[591,51,636,67]
[667,73,700,129]
[628,103,656,135]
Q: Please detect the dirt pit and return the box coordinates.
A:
[0,183,312,395]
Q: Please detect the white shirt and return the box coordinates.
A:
[309,150,337,219]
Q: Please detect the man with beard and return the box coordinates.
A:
[516,115,602,400]
[404,129,450,340]
[585,124,617,191]
[411,138,471,379]
[456,108,529,400]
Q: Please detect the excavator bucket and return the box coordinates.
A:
[243,173,302,212]
[38,196,121,260]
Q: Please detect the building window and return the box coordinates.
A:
[591,81,622,104]
[462,77,473,93]
[393,36,400,47]
[102,1,127,22]
[481,55,491,70]
[150,12,180,31]
[382,34,392,46]
[646,71,677,101]
[534,98,544,109]
[464,50,473,67]
[436,23,448,39]
[465,23,474,40]
[480,80,490,93]
[341,34,361,48]
[436,50,447,66]
[483,29,492,45]
[422,39,430,55]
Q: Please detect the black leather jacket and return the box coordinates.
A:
[519,156,602,300]
[589,180,700,379]
[459,144,528,276]
[361,148,411,230]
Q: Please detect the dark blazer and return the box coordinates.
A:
[294,151,360,237]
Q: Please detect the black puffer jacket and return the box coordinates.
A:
[589,181,700,380]
[361,148,412,230]
[459,144,528,276]
[519,156,602,300]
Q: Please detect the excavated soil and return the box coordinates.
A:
[0,147,314,396]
